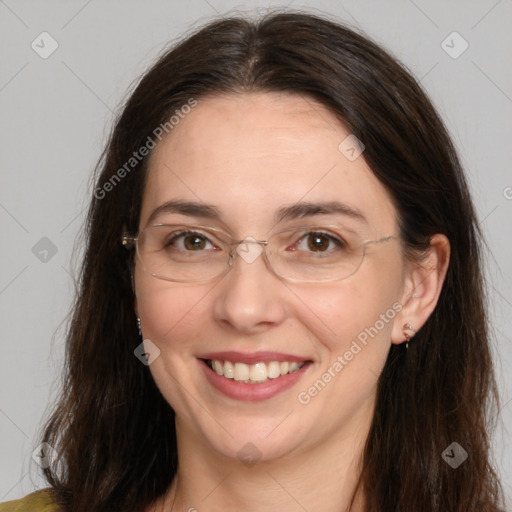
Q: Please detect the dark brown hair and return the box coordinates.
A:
[40,11,504,512]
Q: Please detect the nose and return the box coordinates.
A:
[212,244,287,334]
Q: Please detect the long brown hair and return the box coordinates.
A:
[40,11,504,512]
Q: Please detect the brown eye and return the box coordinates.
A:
[165,231,215,251]
[297,232,345,253]
[183,234,207,250]
[306,233,331,251]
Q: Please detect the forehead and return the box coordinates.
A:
[140,92,397,234]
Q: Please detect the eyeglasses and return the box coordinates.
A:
[122,224,394,283]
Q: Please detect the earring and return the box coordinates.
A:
[403,323,416,349]
[137,317,142,337]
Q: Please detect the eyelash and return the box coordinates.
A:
[293,231,347,252]
[165,230,217,250]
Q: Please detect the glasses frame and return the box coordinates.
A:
[122,223,395,283]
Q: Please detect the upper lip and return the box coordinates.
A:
[197,351,310,365]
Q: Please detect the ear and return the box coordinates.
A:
[391,234,450,345]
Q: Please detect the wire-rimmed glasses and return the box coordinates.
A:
[122,223,394,283]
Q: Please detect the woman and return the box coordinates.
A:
[0,11,505,512]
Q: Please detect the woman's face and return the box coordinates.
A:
[135,92,410,463]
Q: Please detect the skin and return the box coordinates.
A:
[135,92,450,512]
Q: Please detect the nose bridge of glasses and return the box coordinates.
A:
[227,237,270,266]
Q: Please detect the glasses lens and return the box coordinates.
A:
[267,227,366,282]
[137,225,228,282]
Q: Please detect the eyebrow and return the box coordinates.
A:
[146,200,222,226]
[145,199,367,227]
[274,201,368,225]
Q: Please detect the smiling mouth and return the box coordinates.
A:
[204,359,305,384]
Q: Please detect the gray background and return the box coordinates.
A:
[1,0,511,505]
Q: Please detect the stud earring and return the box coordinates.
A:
[403,323,416,350]
[137,317,142,337]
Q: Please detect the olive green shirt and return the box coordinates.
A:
[0,490,61,512]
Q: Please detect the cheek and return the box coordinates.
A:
[295,264,404,360]
[135,270,215,351]
[134,272,219,415]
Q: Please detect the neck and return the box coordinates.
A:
[164,422,369,512]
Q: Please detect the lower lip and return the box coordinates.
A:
[200,359,312,402]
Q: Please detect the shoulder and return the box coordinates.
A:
[0,489,62,512]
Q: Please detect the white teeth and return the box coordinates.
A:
[289,362,300,372]
[212,360,223,375]
[249,363,267,382]
[223,360,234,379]
[267,361,281,379]
[233,362,250,381]
[208,359,305,383]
